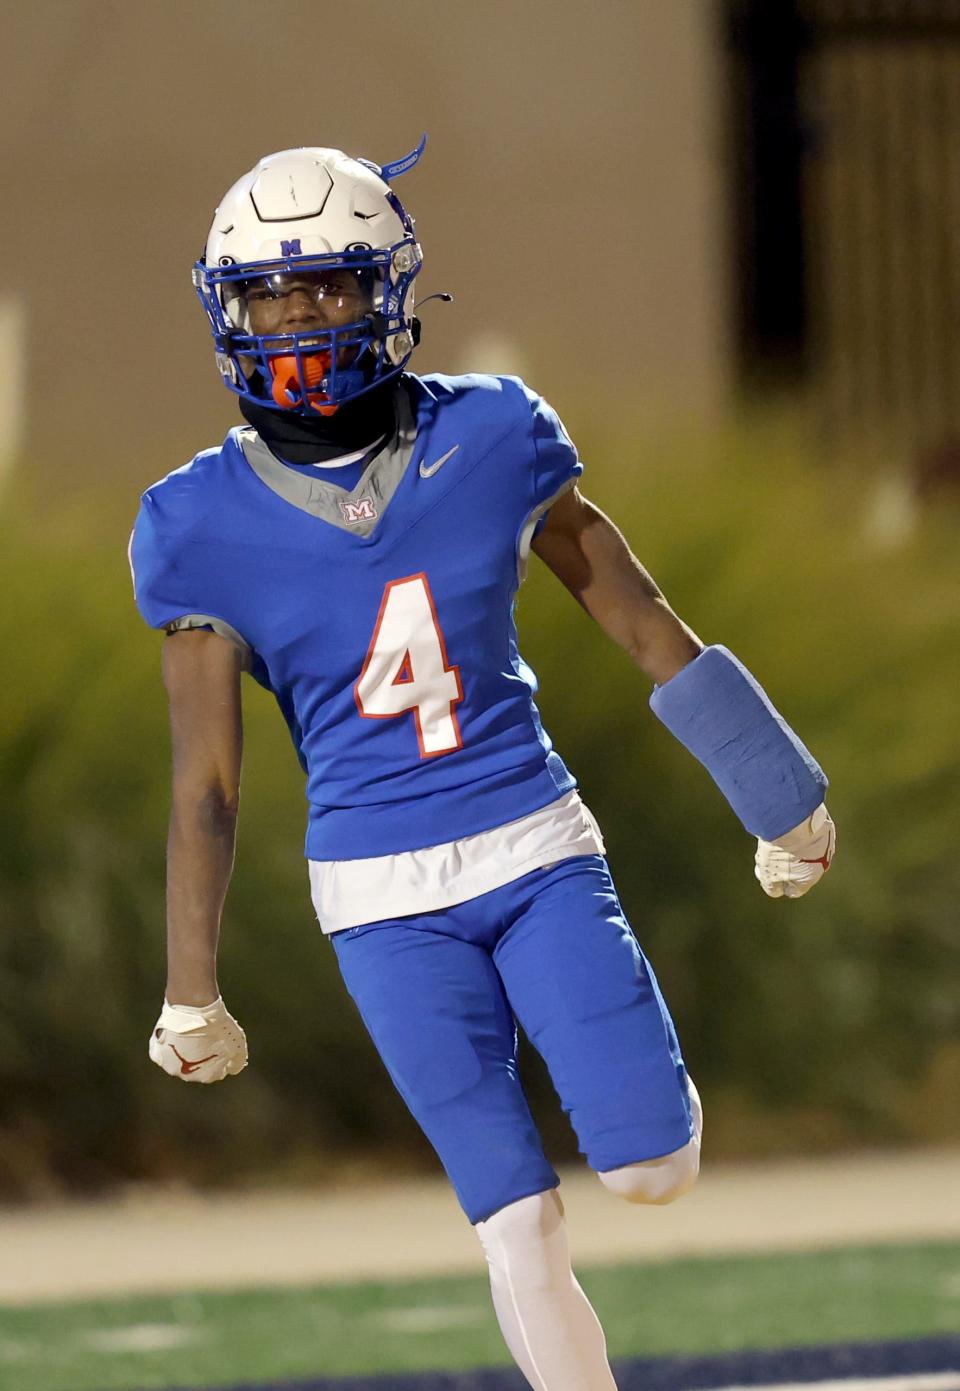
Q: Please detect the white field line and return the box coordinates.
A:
[714,1377,960,1391]
[82,1323,200,1353]
[0,1339,31,1363]
[0,1148,958,1305]
[374,1305,488,1332]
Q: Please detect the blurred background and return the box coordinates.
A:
[1,0,958,1203]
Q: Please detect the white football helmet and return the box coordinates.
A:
[193,137,425,415]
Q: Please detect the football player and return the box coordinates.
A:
[130,138,835,1391]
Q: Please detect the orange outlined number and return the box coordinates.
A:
[355,573,463,757]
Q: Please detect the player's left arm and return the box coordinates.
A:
[530,486,703,685]
[531,486,835,898]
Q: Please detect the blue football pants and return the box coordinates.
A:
[331,854,693,1223]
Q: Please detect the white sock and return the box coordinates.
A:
[475,1189,617,1391]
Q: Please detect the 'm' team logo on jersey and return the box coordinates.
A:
[341,495,378,525]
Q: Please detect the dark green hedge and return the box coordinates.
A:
[2,418,957,1196]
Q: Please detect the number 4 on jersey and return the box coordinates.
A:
[355,573,464,757]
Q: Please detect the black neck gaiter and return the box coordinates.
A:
[239,378,400,465]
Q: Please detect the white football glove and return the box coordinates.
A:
[755,802,836,900]
[149,996,248,1083]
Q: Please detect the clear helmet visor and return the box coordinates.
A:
[224,263,381,335]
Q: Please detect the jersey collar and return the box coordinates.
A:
[236,379,419,537]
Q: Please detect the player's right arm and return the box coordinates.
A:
[147,628,249,1084]
[162,628,243,1004]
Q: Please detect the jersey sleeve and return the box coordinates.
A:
[510,382,583,571]
[128,496,252,665]
[528,390,583,512]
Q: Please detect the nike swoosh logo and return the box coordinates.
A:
[420,445,460,478]
[171,1043,219,1075]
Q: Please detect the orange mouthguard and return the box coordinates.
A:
[269,353,339,416]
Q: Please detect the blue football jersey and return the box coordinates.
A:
[130,373,583,860]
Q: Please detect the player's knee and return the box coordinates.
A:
[475,1190,565,1291]
[598,1075,702,1206]
[597,1138,700,1206]
[476,1188,564,1245]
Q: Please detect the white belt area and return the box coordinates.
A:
[308,790,605,934]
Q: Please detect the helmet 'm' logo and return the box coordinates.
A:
[281,239,302,256]
[341,496,378,524]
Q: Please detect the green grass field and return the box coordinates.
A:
[0,1241,956,1391]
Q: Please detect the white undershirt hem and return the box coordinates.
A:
[308,790,605,934]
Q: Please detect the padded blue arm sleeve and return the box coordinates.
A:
[649,645,827,841]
